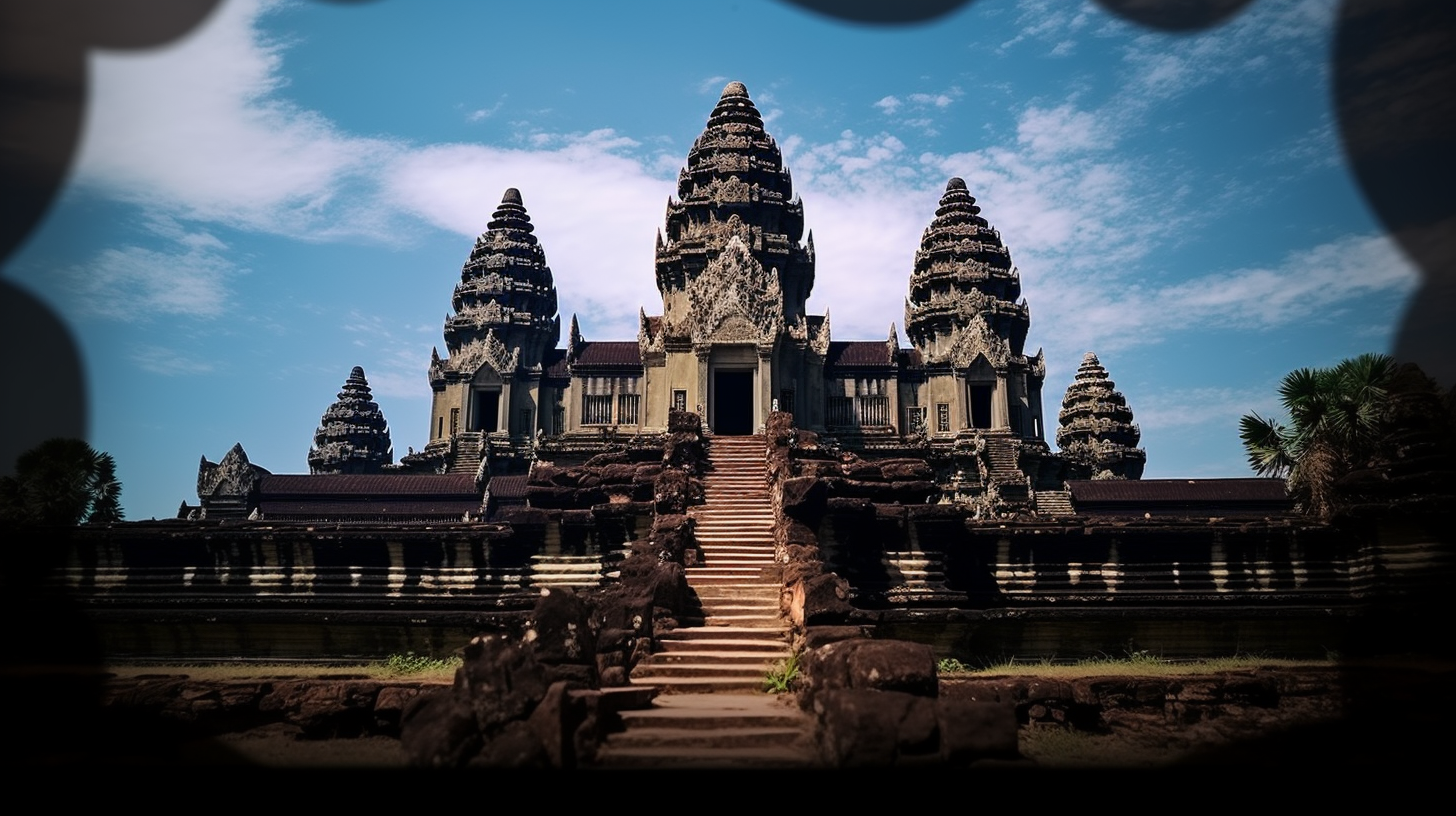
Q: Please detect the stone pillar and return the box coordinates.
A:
[757,345,774,433]
[992,372,1010,431]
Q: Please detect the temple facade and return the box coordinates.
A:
[403,82,1056,480]
[186,81,1146,519]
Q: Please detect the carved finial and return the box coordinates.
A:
[721,80,749,98]
[502,187,523,205]
[946,177,967,191]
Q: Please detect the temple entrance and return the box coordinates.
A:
[712,370,754,435]
[471,389,500,432]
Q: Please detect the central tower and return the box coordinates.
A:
[641,81,827,434]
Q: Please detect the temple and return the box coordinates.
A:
[187,81,1146,517]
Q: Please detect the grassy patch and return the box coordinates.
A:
[763,652,801,694]
[104,654,461,683]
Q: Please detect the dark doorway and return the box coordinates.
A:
[969,384,993,429]
[472,389,500,432]
[713,370,754,434]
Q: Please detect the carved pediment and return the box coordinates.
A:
[935,314,1011,369]
[686,235,784,346]
[197,443,266,501]
[450,329,519,376]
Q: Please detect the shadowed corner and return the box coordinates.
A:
[0,0,224,767]
[1335,0,1456,388]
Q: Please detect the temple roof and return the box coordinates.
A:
[439,187,561,377]
[904,177,1031,366]
[1056,351,1145,479]
[572,341,643,368]
[259,474,482,522]
[307,366,393,475]
[1068,478,1291,516]
[825,341,897,369]
[656,80,815,331]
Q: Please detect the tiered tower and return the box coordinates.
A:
[308,366,393,474]
[437,187,560,374]
[904,178,1046,442]
[654,81,814,332]
[1056,352,1146,480]
[419,189,561,466]
[641,81,826,434]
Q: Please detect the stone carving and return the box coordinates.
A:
[906,178,1031,368]
[198,442,263,500]
[451,329,519,378]
[1056,352,1145,480]
[810,310,832,357]
[308,366,394,474]
[441,188,560,373]
[943,313,1011,369]
[637,307,664,356]
[686,236,784,345]
[656,82,815,331]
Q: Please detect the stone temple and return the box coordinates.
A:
[187,81,1147,518]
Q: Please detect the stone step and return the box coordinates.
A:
[658,626,788,642]
[647,650,789,665]
[625,675,771,694]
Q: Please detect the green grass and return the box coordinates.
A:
[104,653,462,682]
[763,652,801,693]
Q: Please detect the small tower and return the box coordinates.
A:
[1056,352,1146,480]
[904,177,1047,442]
[308,366,393,474]
[422,188,561,468]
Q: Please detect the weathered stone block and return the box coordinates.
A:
[936,699,1019,764]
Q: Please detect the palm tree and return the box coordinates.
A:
[0,438,124,527]
[1240,353,1396,518]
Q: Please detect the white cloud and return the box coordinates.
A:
[1029,232,1420,363]
[130,345,215,376]
[383,134,670,342]
[64,221,239,321]
[1134,386,1273,431]
[1016,104,1108,156]
[74,0,399,237]
[874,95,901,114]
[467,99,505,122]
[907,92,956,109]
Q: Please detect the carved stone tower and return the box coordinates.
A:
[904,177,1047,443]
[643,81,824,434]
[420,188,561,471]
[308,366,393,474]
[1056,352,1146,479]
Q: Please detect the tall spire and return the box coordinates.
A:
[904,177,1030,366]
[656,81,815,336]
[1056,352,1146,480]
[437,187,560,381]
[308,366,393,474]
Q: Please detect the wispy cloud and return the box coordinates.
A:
[74,0,399,238]
[130,345,215,376]
[466,98,506,122]
[64,217,239,321]
[1031,232,1420,361]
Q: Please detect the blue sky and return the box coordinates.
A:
[4,0,1419,519]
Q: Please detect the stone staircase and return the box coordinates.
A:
[1033,489,1075,517]
[447,431,483,476]
[597,435,818,767]
[982,435,1028,500]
